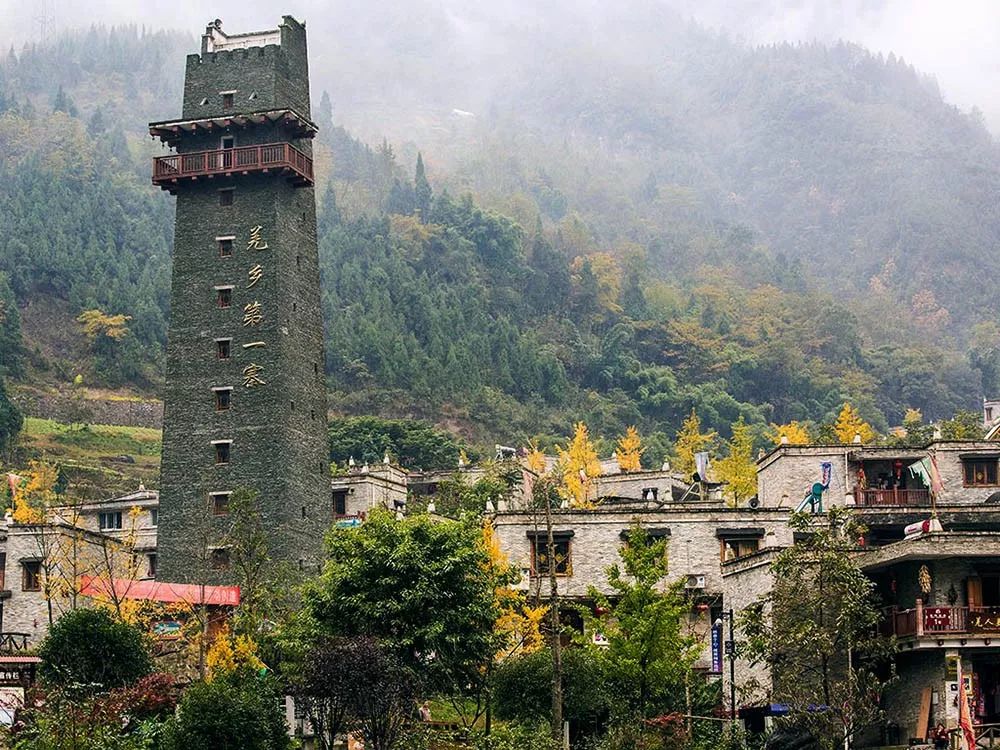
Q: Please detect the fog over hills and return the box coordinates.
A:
[1,1,999,444]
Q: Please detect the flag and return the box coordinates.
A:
[909,458,932,489]
[695,452,710,481]
[959,665,976,750]
[929,455,945,496]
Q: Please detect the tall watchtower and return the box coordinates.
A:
[150,16,329,582]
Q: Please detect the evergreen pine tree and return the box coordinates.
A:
[52,85,77,116]
[414,152,433,220]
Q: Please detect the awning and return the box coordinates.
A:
[79,576,240,606]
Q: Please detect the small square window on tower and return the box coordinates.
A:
[221,92,235,109]
[213,388,232,411]
[210,491,231,516]
[217,237,235,257]
[212,441,231,465]
[219,189,234,207]
[211,548,230,570]
[215,339,231,360]
[216,287,233,308]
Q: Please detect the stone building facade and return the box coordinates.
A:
[152,16,330,583]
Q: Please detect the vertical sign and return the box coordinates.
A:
[711,621,722,673]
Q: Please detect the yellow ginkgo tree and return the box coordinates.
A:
[834,403,876,445]
[615,426,644,473]
[674,410,716,478]
[556,422,602,508]
[769,421,811,446]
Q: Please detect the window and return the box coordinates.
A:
[0,553,7,590]
[987,407,994,422]
[21,561,41,592]
[333,490,348,517]
[301,505,307,519]
[721,538,760,561]
[219,189,234,206]
[222,92,235,109]
[717,528,764,562]
[149,509,158,527]
[211,492,231,515]
[217,237,234,257]
[964,458,999,487]
[220,135,234,150]
[216,287,232,308]
[213,441,231,465]
[211,548,230,570]
[296,255,302,270]
[216,339,231,360]
[214,388,232,411]
[99,511,123,530]
[147,553,157,578]
[529,532,572,576]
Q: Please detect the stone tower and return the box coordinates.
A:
[150,16,329,582]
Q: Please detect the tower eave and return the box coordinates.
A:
[149,108,318,144]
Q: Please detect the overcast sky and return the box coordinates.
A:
[3,0,999,127]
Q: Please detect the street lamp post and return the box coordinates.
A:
[715,610,737,723]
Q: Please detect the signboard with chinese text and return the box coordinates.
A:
[711,622,722,673]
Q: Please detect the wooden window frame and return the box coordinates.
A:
[215,339,232,360]
[212,441,232,465]
[213,387,232,411]
[21,560,41,592]
[217,236,235,257]
[210,491,231,516]
[963,458,999,487]
[529,534,573,576]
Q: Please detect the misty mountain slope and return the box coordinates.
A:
[0,19,996,446]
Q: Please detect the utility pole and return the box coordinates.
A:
[543,479,563,744]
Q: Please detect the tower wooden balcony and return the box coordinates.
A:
[152,142,313,192]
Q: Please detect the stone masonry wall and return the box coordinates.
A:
[157,20,328,583]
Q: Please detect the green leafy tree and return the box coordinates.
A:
[38,608,153,691]
[0,376,23,457]
[940,409,984,440]
[304,509,509,702]
[587,524,698,721]
[327,416,466,470]
[740,509,896,748]
[223,488,299,636]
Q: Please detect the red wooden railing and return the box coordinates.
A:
[153,143,313,186]
[886,605,1000,637]
[854,487,931,507]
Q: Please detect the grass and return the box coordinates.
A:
[14,418,162,498]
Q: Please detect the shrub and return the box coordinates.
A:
[160,670,291,750]
[38,608,152,691]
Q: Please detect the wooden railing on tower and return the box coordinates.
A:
[152,143,314,189]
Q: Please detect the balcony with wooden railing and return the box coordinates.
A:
[152,143,314,190]
[882,602,1000,639]
[854,487,931,507]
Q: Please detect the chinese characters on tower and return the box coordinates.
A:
[242,225,268,387]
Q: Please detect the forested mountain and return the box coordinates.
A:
[0,14,997,451]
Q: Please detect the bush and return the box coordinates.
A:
[160,670,291,750]
[38,608,152,691]
[493,648,609,738]
[470,724,561,750]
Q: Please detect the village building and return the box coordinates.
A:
[725,441,1000,744]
